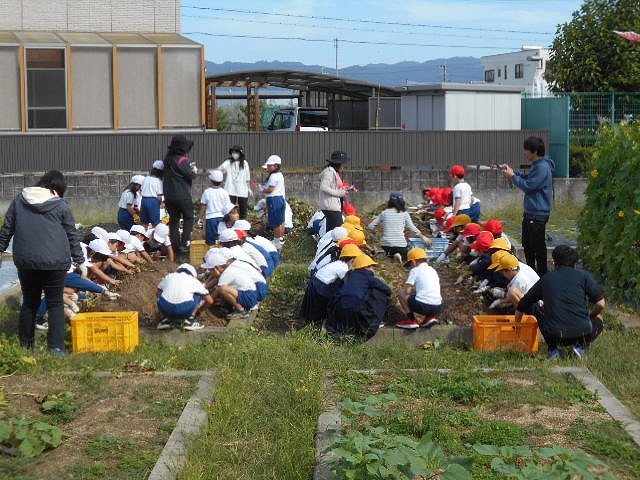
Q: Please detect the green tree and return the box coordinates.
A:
[547,0,640,92]
[215,107,231,132]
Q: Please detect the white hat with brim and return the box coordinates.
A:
[177,263,197,277]
[106,232,122,243]
[209,170,224,182]
[153,223,170,243]
[223,203,237,215]
[91,226,108,241]
[88,239,112,257]
[131,175,145,185]
[219,228,239,243]
[261,154,282,168]
[232,219,252,231]
[152,160,164,170]
[201,249,230,269]
[130,225,148,237]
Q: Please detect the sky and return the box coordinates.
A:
[182,0,584,67]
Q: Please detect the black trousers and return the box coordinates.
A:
[229,195,248,219]
[521,215,548,276]
[322,209,343,232]
[540,316,604,351]
[17,269,67,350]
[165,197,195,249]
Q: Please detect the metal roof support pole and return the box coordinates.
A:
[206,82,217,130]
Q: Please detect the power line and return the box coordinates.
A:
[184,32,521,50]
[182,5,553,35]
[182,13,549,42]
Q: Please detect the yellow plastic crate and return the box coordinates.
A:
[71,311,139,353]
[473,315,540,353]
[189,240,209,266]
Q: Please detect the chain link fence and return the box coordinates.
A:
[560,92,640,146]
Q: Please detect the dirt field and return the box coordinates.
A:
[88,260,226,328]
[0,373,196,479]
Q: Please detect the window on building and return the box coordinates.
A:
[497,69,501,78]
[26,49,67,129]
[485,70,495,82]
[515,63,524,78]
[504,65,507,80]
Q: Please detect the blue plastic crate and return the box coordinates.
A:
[408,237,449,258]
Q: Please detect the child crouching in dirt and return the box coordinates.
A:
[396,248,443,330]
[156,264,212,331]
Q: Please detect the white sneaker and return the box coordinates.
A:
[36,321,49,331]
[183,321,205,331]
[157,318,173,330]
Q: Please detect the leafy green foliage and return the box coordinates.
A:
[578,123,640,303]
[0,334,30,375]
[547,0,640,92]
[473,444,620,479]
[331,394,473,480]
[464,420,525,447]
[570,146,596,177]
[0,417,65,457]
[40,391,79,424]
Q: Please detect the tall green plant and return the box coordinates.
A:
[578,123,640,303]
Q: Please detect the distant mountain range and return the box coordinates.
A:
[205,57,484,87]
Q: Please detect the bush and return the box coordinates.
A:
[569,145,596,177]
[578,123,640,304]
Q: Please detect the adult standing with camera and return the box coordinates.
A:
[319,150,350,232]
[162,134,198,254]
[501,136,555,276]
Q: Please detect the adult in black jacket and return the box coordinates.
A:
[162,135,197,253]
[0,171,83,355]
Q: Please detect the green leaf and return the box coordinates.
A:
[440,463,472,480]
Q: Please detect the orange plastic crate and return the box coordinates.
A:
[71,311,139,353]
[189,240,209,267]
[473,315,540,353]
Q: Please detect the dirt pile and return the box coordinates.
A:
[87,260,226,328]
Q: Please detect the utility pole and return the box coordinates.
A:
[440,64,448,83]
[334,38,339,76]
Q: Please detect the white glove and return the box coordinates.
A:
[420,235,433,248]
[248,188,254,198]
[104,291,120,300]
[68,302,80,313]
[435,252,448,264]
[489,299,504,310]
[490,287,506,299]
[472,279,489,294]
[197,219,203,228]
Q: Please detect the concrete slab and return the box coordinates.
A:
[148,372,217,480]
[314,409,341,480]
[552,367,640,448]
[368,324,473,347]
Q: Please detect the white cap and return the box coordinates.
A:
[106,232,122,242]
[152,160,164,170]
[223,203,237,215]
[261,154,282,168]
[130,225,148,237]
[254,198,266,211]
[209,170,224,182]
[91,226,108,241]
[116,230,131,244]
[232,219,251,231]
[131,175,145,185]
[177,263,197,277]
[88,238,112,257]
[219,228,238,243]
[201,249,230,269]
[153,223,170,243]
[331,227,349,242]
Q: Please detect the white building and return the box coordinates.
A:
[399,83,522,131]
[481,47,550,97]
[0,1,204,132]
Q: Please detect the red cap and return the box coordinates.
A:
[433,207,446,223]
[343,203,357,216]
[463,223,481,237]
[443,216,457,232]
[337,238,359,248]
[470,231,495,252]
[439,187,453,206]
[450,165,465,177]
[482,219,503,236]
[234,229,246,240]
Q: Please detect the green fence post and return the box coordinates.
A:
[611,92,616,124]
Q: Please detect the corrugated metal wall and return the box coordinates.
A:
[0,130,548,172]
